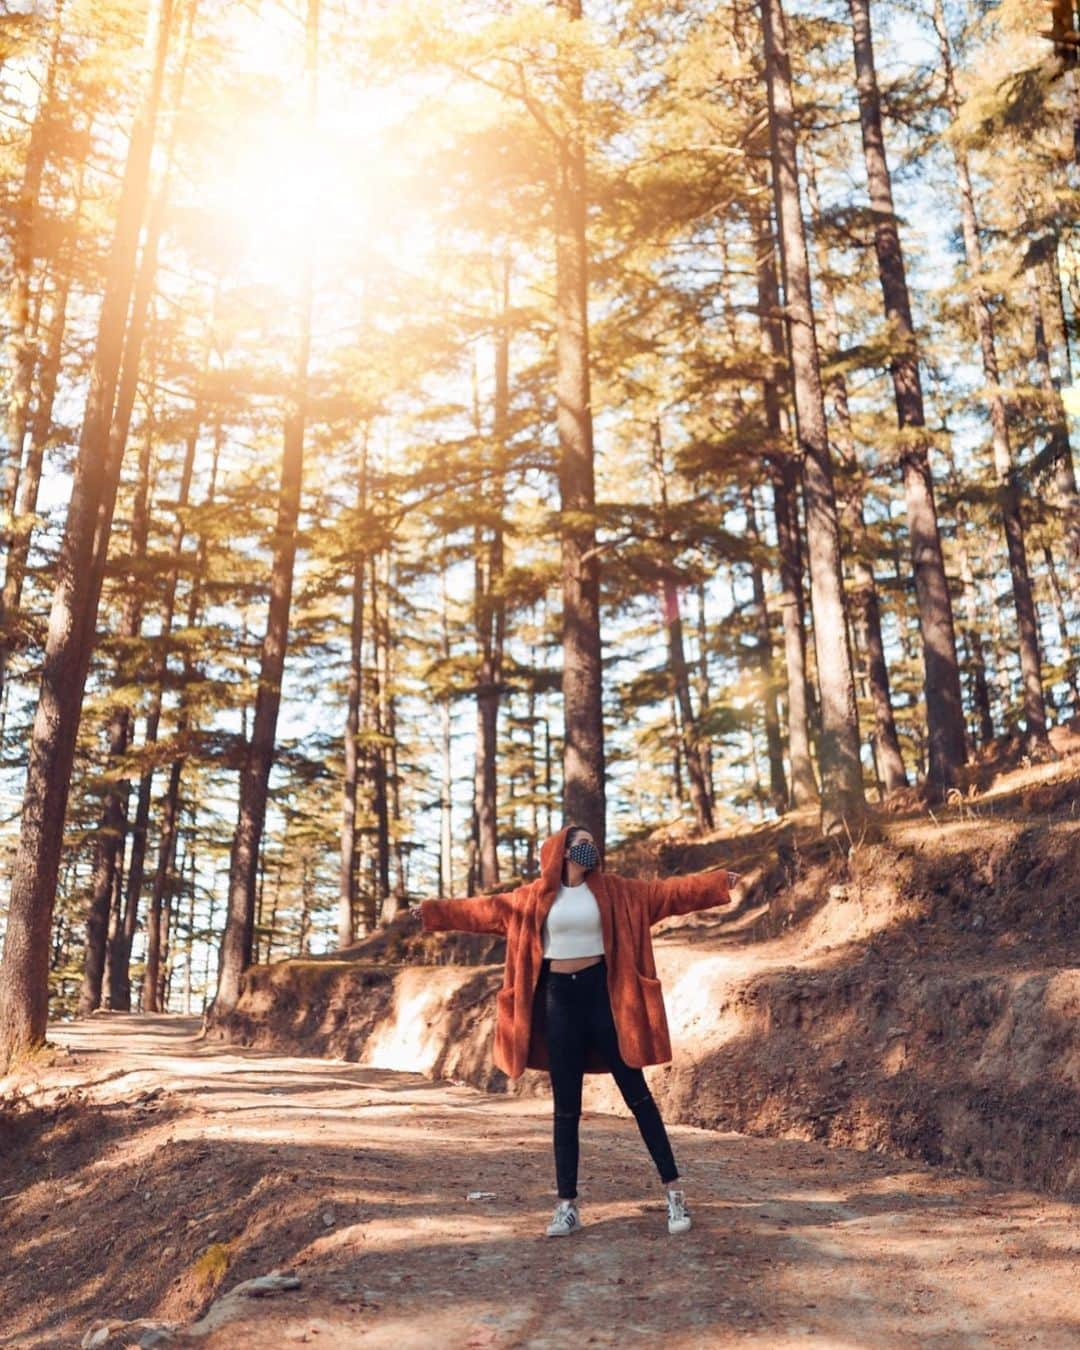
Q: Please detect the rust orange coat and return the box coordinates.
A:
[419,825,732,1080]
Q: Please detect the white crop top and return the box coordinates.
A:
[542,882,604,959]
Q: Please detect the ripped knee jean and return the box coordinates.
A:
[541,957,679,1200]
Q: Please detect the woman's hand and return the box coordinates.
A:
[725,871,741,891]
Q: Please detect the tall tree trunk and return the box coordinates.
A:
[265,856,284,966]
[984,572,1014,726]
[0,150,88,726]
[474,263,509,884]
[113,775,152,1009]
[931,0,1050,756]
[144,758,182,1011]
[0,0,174,1068]
[743,487,788,813]
[507,770,519,876]
[754,207,817,808]
[368,550,391,913]
[693,582,716,812]
[254,849,267,966]
[1030,264,1080,581]
[804,154,908,791]
[77,407,156,1017]
[386,562,407,918]
[157,853,178,1012]
[848,0,966,795]
[465,807,478,896]
[149,469,219,1006]
[1042,544,1080,714]
[101,851,125,1008]
[526,667,540,876]
[183,856,196,1015]
[440,691,454,896]
[543,710,554,841]
[1,0,65,532]
[556,0,605,848]
[970,510,1012,726]
[298,857,313,957]
[77,59,192,1013]
[670,687,684,807]
[109,397,215,1009]
[439,573,454,898]
[338,432,368,946]
[110,292,214,1004]
[760,0,865,832]
[215,0,318,1010]
[355,717,377,939]
[200,884,216,1013]
[651,424,713,830]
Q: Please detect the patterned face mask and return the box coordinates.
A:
[566,839,599,871]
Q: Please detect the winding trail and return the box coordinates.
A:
[4,1014,1077,1348]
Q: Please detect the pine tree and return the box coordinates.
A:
[760,0,865,833]
[846,0,967,795]
[0,0,176,1068]
[554,0,605,846]
[931,0,1051,756]
[216,0,319,1011]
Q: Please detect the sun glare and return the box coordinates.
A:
[210,124,341,282]
[209,116,380,289]
[198,6,402,291]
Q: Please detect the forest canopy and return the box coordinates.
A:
[0,0,1076,1062]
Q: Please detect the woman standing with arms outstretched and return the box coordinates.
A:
[416,823,739,1237]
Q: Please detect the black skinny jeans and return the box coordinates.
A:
[541,956,679,1199]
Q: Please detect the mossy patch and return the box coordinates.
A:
[192,1240,233,1293]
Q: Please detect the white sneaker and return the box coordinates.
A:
[546,1199,581,1237]
[666,1188,692,1234]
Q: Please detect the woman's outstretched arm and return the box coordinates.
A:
[418,890,513,936]
[624,868,738,927]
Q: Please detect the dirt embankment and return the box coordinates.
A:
[207,765,1080,1199]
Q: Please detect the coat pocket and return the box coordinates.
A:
[634,971,671,1061]
[494,986,516,1061]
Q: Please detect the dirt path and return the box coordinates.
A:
[3,1014,1077,1348]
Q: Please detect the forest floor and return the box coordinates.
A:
[2,1014,1078,1349]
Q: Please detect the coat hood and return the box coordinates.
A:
[537,825,602,893]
